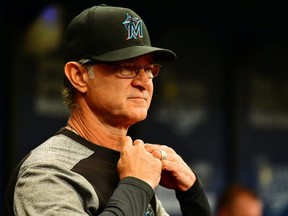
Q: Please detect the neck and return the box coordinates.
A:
[67,109,129,151]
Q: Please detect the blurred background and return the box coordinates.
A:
[1,1,288,215]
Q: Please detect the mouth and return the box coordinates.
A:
[128,97,147,101]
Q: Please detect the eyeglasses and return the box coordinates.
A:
[78,59,161,79]
[113,63,161,79]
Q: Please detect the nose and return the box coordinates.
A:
[132,69,152,89]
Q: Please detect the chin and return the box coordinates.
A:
[130,114,147,125]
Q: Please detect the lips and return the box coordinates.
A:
[128,96,147,101]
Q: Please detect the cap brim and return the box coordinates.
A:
[89,46,177,62]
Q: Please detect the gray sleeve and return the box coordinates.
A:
[14,162,99,216]
[155,197,170,216]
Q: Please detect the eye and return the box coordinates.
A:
[145,65,153,72]
[119,66,136,76]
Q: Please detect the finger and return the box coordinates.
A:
[144,144,174,155]
[151,150,162,159]
[120,136,133,150]
[133,139,144,146]
[144,143,161,153]
[151,149,168,160]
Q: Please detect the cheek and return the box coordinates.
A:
[86,79,108,101]
[148,85,154,101]
[91,79,126,103]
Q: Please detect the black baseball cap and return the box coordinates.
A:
[64,4,176,63]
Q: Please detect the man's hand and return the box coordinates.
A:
[144,144,196,191]
[117,136,162,189]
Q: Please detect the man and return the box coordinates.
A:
[5,4,212,215]
[215,184,263,216]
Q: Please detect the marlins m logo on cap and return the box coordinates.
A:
[122,13,143,40]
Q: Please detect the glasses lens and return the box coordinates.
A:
[119,66,136,78]
[117,64,161,79]
[148,64,161,78]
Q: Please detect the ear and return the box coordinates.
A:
[64,62,88,93]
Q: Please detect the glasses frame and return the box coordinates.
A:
[78,59,161,79]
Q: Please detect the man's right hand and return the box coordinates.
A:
[117,136,162,189]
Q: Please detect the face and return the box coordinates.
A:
[84,55,155,127]
[228,194,263,216]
